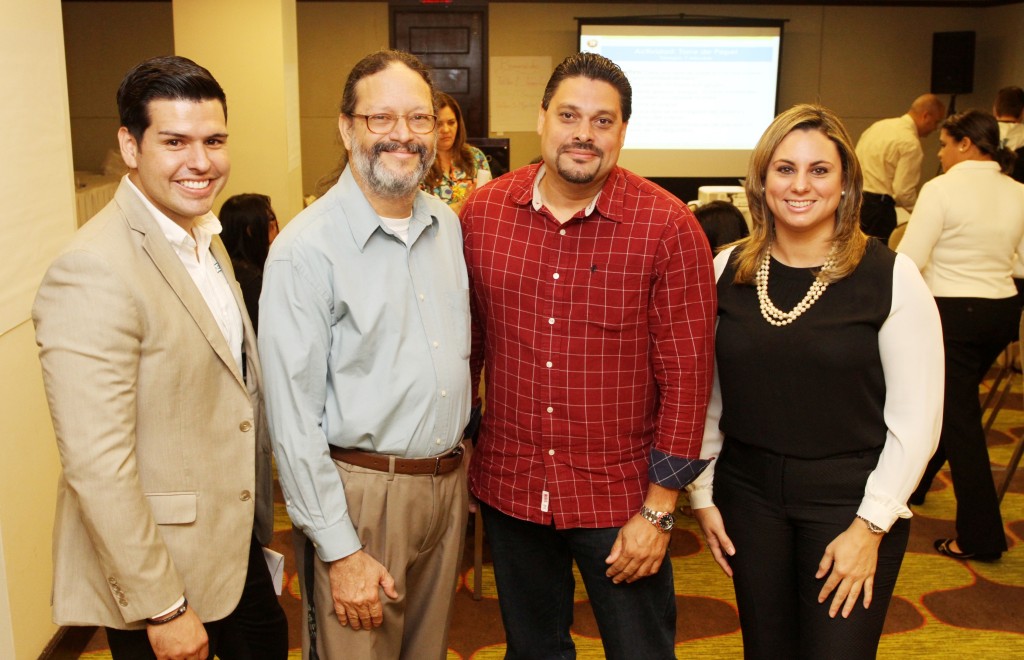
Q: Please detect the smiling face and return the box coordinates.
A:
[340,62,436,203]
[538,76,627,188]
[764,128,843,242]
[118,98,229,231]
[436,105,458,154]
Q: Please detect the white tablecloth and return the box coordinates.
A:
[74,172,120,226]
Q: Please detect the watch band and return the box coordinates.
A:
[857,515,885,535]
[640,505,675,533]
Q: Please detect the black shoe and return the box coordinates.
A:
[934,538,1001,562]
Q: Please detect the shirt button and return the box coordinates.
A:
[547,406,554,413]
[433,341,440,348]
[546,361,553,368]
[435,438,442,445]
[239,420,252,432]
[548,318,555,325]
[441,390,447,397]
[419,293,425,301]
[548,449,555,456]
[553,272,560,280]
[559,229,566,236]
[239,490,251,501]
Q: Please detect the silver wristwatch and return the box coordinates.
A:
[857,515,885,535]
[640,505,675,533]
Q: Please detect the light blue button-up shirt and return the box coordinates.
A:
[259,168,471,562]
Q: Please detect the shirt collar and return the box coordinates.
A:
[531,163,602,216]
[123,175,220,255]
[945,159,1002,174]
[334,167,437,251]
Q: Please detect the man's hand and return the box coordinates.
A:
[146,607,209,660]
[328,549,398,629]
[604,514,671,584]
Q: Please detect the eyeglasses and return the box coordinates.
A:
[349,113,437,135]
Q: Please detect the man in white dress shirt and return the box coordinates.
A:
[856,94,946,241]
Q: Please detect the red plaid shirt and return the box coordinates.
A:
[462,164,716,528]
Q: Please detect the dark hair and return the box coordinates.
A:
[423,92,478,190]
[734,104,866,285]
[694,200,750,251]
[994,86,1024,119]
[541,53,632,122]
[117,55,226,143]
[315,50,434,195]
[943,109,1017,174]
[219,194,275,267]
[340,49,433,116]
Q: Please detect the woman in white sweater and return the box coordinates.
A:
[898,109,1024,561]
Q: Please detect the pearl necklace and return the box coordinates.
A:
[756,248,836,327]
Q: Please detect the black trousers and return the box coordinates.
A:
[714,438,910,660]
[916,297,1017,555]
[860,193,897,242]
[106,533,288,659]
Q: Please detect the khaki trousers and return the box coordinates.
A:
[300,457,468,660]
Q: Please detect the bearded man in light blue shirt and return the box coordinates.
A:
[258,50,471,660]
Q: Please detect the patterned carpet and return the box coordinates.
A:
[72,370,1024,659]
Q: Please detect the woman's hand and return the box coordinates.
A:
[692,505,736,577]
[816,518,884,618]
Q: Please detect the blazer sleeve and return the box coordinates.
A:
[33,248,184,623]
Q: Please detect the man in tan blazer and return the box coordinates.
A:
[33,56,287,660]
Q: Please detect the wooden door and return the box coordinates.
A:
[391,7,488,138]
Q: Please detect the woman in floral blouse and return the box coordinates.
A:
[421,92,491,213]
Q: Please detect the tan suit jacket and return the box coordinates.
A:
[33,180,274,628]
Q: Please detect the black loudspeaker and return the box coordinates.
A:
[931,31,975,95]
[471,137,511,179]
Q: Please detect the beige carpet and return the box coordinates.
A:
[72,370,1024,658]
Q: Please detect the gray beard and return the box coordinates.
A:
[351,140,435,199]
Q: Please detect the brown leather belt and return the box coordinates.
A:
[329,444,464,476]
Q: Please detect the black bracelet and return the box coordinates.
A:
[147,598,189,625]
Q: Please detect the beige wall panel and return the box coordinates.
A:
[297,2,389,195]
[62,2,174,171]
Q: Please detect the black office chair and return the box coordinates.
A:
[988,311,1024,503]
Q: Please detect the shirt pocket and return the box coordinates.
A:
[584,262,647,331]
[145,492,198,525]
[446,288,471,359]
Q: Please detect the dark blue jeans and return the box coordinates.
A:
[480,503,676,660]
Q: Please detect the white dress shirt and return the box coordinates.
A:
[897,160,1024,299]
[856,114,924,212]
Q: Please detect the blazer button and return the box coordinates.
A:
[240,490,252,501]
[107,577,117,585]
[239,420,253,432]
[118,598,128,607]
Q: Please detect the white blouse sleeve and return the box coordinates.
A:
[857,253,944,530]
[896,179,945,271]
[685,247,732,510]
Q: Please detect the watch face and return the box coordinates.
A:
[657,514,675,532]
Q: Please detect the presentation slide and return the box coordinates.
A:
[579,21,784,178]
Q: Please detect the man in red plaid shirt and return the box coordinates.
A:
[461,53,716,659]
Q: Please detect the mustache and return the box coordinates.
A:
[372,141,429,158]
[558,141,604,157]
